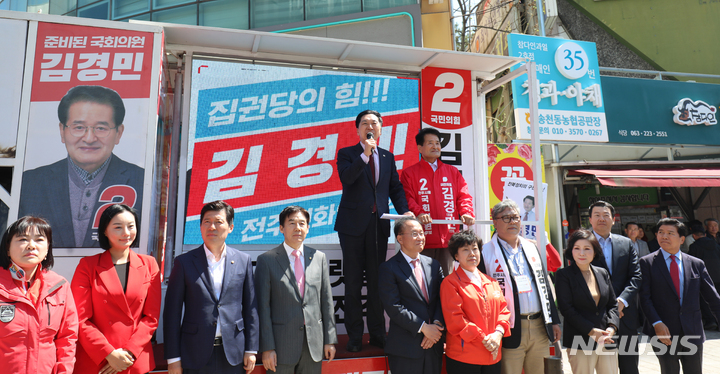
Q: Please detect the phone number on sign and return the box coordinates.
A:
[528,126,604,137]
[617,130,668,138]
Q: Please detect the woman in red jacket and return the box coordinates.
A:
[0,216,79,374]
[71,204,161,374]
[441,230,511,374]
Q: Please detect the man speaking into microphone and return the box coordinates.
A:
[334,110,413,352]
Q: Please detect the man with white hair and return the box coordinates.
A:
[480,199,560,374]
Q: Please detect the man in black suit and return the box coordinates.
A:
[588,201,642,374]
[334,109,412,352]
[19,85,144,248]
[639,218,720,374]
[688,223,720,330]
[378,217,444,374]
[164,200,259,374]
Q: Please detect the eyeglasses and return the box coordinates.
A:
[495,215,521,223]
[401,231,425,239]
[64,124,117,138]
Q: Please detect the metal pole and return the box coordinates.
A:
[527,61,546,267]
[536,0,546,36]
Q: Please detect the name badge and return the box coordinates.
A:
[515,275,533,293]
[0,305,15,323]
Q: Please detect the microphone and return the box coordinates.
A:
[366,132,374,151]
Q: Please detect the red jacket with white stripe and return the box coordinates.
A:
[401,159,474,249]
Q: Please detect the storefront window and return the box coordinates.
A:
[251,0,303,28]
[306,0,360,21]
[78,1,109,19]
[49,0,77,15]
[362,0,414,11]
[113,0,149,19]
[152,3,196,25]
[153,0,193,10]
[200,0,249,29]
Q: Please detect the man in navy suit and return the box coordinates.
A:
[378,217,444,374]
[334,110,412,352]
[164,200,259,374]
[639,218,720,374]
[588,201,642,374]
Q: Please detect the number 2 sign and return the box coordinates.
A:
[421,67,473,130]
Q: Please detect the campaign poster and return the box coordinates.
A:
[18,22,156,248]
[502,177,548,240]
[420,66,477,199]
[0,18,27,231]
[487,143,550,238]
[184,59,421,245]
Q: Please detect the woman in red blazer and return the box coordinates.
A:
[441,230,511,374]
[71,204,161,374]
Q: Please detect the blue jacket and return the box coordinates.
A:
[163,245,259,369]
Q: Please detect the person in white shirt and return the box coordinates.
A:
[164,200,259,374]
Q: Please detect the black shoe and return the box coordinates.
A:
[705,321,718,330]
[346,340,362,352]
[369,335,386,349]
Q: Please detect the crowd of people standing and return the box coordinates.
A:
[2,109,720,374]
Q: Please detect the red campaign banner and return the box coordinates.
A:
[421,66,473,130]
[32,22,155,101]
[186,112,421,217]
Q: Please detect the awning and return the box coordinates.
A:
[569,169,720,187]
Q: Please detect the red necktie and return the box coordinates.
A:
[292,249,305,298]
[369,153,377,213]
[670,254,680,299]
[524,212,528,221]
[412,259,429,302]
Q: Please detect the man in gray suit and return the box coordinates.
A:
[256,206,337,374]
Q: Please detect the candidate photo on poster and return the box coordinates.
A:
[19,85,147,248]
[503,178,547,241]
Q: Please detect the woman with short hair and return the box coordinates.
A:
[441,230,510,374]
[0,216,79,374]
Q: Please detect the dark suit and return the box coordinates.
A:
[163,245,259,372]
[378,252,444,374]
[334,143,409,341]
[591,232,642,374]
[555,264,619,351]
[639,250,720,374]
[255,245,337,373]
[19,154,144,248]
[689,237,720,326]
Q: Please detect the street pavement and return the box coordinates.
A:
[558,329,720,373]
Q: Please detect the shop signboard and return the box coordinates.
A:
[507,34,608,142]
[184,59,420,245]
[577,185,659,208]
[603,76,720,145]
